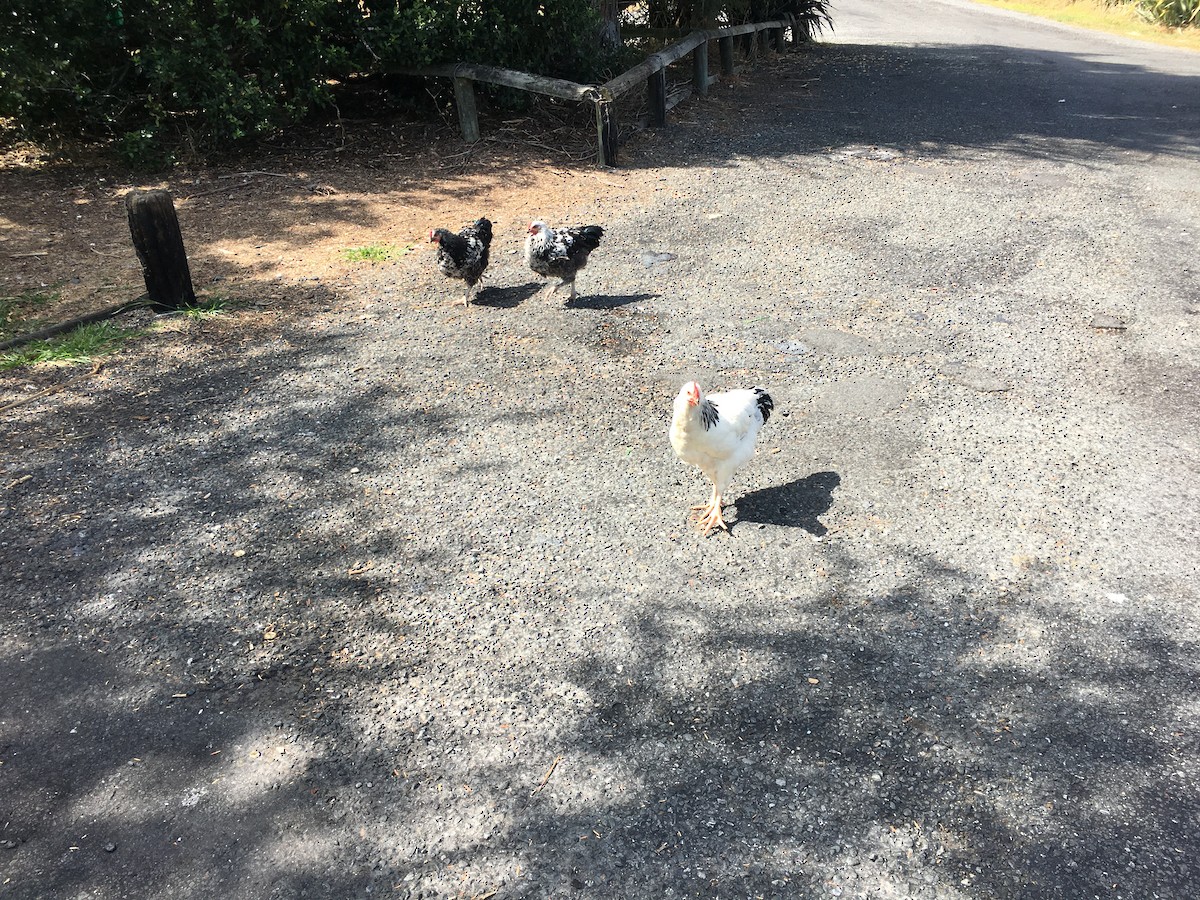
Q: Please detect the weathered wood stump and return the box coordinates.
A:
[595,99,618,166]
[125,189,195,310]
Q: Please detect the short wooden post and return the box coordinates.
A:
[758,30,769,54]
[692,41,709,97]
[648,67,667,127]
[773,26,786,53]
[719,36,735,75]
[124,189,195,310]
[453,76,481,143]
[595,98,618,166]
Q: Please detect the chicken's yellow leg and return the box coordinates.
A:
[698,492,729,535]
[691,485,717,514]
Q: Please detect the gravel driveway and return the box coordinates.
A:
[3,1,1199,898]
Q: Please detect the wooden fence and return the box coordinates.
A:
[403,16,809,167]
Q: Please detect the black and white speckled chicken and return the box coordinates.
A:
[670,381,774,535]
[524,220,604,302]
[429,218,492,306]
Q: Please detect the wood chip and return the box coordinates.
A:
[531,754,563,796]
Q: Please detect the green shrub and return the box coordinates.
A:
[0,1,619,162]
[0,1,829,164]
[1137,0,1200,26]
[642,0,832,33]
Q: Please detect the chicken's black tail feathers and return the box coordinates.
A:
[573,225,604,252]
[753,387,774,424]
[471,218,494,245]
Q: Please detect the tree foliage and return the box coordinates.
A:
[642,0,831,31]
[0,1,610,163]
[0,0,832,165]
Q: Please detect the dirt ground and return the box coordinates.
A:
[3,8,1200,898]
[0,98,662,325]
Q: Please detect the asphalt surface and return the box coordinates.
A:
[3,2,1199,898]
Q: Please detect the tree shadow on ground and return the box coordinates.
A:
[506,556,1200,898]
[624,41,1200,169]
[0,282,473,899]
[2,273,1198,899]
[736,470,840,535]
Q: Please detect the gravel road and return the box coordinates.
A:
[3,2,1199,898]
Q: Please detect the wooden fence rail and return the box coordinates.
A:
[400,15,809,167]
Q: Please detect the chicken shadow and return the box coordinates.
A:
[566,292,657,310]
[734,470,840,535]
[472,281,542,309]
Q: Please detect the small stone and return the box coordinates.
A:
[1090,314,1127,330]
[105,843,117,853]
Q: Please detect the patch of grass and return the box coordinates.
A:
[177,297,233,321]
[0,289,58,341]
[971,0,1200,50]
[342,243,414,263]
[0,322,141,370]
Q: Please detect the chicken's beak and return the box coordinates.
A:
[527,224,537,235]
[686,383,701,406]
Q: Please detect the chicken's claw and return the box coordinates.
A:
[690,491,728,535]
[698,505,729,535]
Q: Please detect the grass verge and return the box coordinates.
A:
[1,321,143,370]
[971,0,1200,51]
[342,243,415,263]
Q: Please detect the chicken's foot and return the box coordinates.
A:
[690,488,729,535]
[698,497,729,535]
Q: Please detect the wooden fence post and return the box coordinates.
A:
[595,98,618,166]
[719,36,735,75]
[773,26,786,53]
[648,68,667,126]
[693,40,709,97]
[125,189,195,310]
[453,77,481,143]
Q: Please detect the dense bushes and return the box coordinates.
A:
[2,1,366,162]
[0,1,835,165]
[641,1,831,30]
[0,1,611,163]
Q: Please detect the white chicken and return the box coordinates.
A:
[670,381,774,534]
